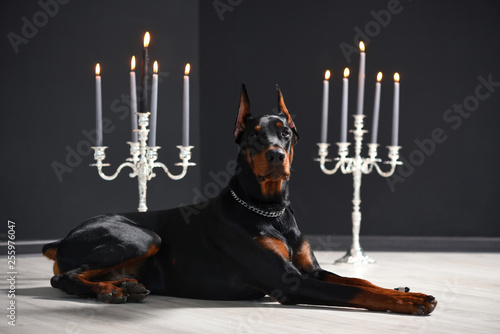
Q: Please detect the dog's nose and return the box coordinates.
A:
[265,148,286,165]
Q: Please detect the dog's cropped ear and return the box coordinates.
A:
[276,84,299,142]
[234,83,252,140]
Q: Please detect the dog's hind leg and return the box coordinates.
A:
[50,247,158,303]
[46,215,161,303]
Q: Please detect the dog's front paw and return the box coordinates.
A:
[417,295,437,315]
[394,293,437,315]
[96,283,128,304]
[94,279,148,303]
[120,281,150,302]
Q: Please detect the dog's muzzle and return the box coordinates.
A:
[256,147,290,182]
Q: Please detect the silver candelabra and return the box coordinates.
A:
[91,112,195,212]
[315,114,402,264]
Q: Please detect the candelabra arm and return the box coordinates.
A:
[97,162,137,181]
[151,145,196,181]
[315,143,350,175]
[371,145,402,178]
[90,113,195,212]
[372,161,396,177]
[91,146,137,181]
[153,162,189,181]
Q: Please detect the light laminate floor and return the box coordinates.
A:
[1,252,499,333]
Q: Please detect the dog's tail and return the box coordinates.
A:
[42,241,60,260]
[42,241,62,275]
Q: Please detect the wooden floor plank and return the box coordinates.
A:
[1,252,499,333]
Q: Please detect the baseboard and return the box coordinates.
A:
[306,235,500,253]
[1,236,499,255]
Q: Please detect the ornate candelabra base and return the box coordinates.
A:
[316,115,402,264]
[335,247,376,265]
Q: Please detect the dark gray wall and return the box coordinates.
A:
[2,0,500,242]
[199,0,500,237]
[1,0,200,240]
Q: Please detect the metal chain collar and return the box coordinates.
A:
[230,189,286,218]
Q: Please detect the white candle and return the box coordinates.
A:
[356,41,366,115]
[320,70,330,143]
[130,56,138,143]
[340,68,349,143]
[95,63,103,147]
[370,72,382,144]
[149,61,158,147]
[182,63,190,147]
[141,32,150,114]
[391,73,400,146]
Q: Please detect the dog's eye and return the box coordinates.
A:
[281,130,291,138]
[249,133,258,140]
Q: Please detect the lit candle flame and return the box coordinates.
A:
[324,70,331,80]
[359,41,365,52]
[185,63,191,75]
[95,63,100,76]
[394,72,400,82]
[344,68,350,78]
[377,72,383,82]
[153,61,158,74]
[143,31,150,48]
[131,56,136,71]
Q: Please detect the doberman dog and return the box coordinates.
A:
[43,84,436,315]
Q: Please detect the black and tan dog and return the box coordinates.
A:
[43,84,436,315]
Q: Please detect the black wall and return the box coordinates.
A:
[1,0,200,240]
[198,0,500,237]
[2,0,500,242]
